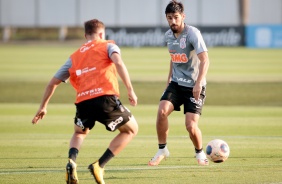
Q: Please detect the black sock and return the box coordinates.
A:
[98,148,114,168]
[158,143,166,149]
[195,148,203,153]
[68,147,79,162]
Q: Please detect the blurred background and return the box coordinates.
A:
[0,0,282,48]
[0,3,282,183]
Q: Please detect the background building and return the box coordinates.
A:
[0,0,282,47]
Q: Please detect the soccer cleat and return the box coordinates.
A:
[148,146,170,166]
[66,159,79,184]
[88,161,105,184]
[196,151,209,166]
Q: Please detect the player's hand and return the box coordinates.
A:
[193,83,202,100]
[32,108,47,124]
[128,90,138,106]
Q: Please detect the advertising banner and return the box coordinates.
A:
[106,26,245,47]
[246,25,282,48]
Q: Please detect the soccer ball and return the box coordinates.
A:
[206,139,230,163]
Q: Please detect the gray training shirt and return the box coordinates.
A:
[165,24,208,88]
[54,42,121,82]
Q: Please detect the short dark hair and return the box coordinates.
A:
[165,0,184,14]
[84,19,105,35]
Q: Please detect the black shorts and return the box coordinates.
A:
[160,81,206,115]
[74,95,132,132]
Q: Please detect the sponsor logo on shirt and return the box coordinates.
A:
[170,53,188,63]
[176,77,192,83]
[80,44,95,52]
[77,88,103,97]
[75,67,96,76]
[180,37,186,49]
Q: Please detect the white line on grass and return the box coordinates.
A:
[1,162,281,175]
[0,165,215,175]
[89,135,282,139]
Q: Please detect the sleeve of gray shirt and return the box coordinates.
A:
[108,43,121,57]
[189,27,208,54]
[54,58,71,82]
[53,42,121,82]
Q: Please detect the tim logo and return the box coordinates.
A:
[75,118,85,129]
[170,53,188,63]
[180,37,186,49]
[108,117,123,131]
[80,44,94,52]
[190,97,203,108]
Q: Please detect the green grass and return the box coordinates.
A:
[1,45,282,83]
[0,43,282,183]
[0,44,282,106]
[1,80,282,106]
[0,104,282,184]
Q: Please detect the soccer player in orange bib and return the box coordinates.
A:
[32,19,138,184]
[148,0,210,166]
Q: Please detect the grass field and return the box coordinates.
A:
[0,43,282,184]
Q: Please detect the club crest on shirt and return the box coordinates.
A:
[180,37,186,49]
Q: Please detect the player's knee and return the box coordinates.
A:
[126,122,138,137]
[131,126,138,137]
[124,127,138,138]
[129,115,138,136]
[121,117,138,137]
[185,122,198,134]
[158,109,169,119]
[130,121,138,137]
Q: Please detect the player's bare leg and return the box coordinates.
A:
[185,112,208,166]
[66,126,90,184]
[88,116,138,184]
[148,101,174,166]
[109,116,138,155]
[70,126,90,150]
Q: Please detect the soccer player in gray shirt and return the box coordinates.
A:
[148,0,210,166]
